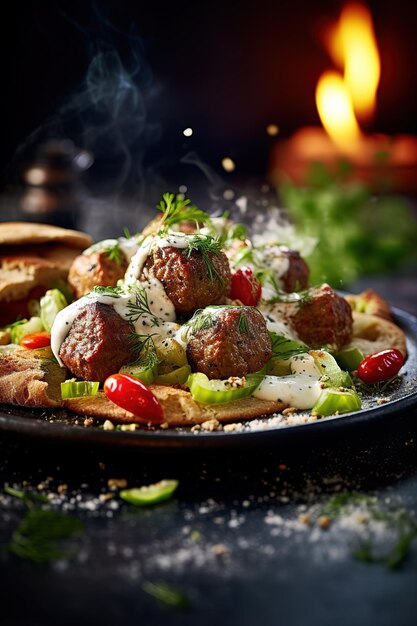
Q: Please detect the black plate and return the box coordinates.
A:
[1,307,417,450]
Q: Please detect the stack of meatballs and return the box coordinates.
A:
[60,224,353,384]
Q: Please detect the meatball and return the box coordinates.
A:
[143,245,231,315]
[59,302,136,382]
[68,250,128,299]
[186,306,272,379]
[279,249,310,292]
[227,242,309,295]
[292,284,353,350]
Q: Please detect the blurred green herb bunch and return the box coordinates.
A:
[278,164,417,288]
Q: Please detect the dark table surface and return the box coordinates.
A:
[1,267,417,626]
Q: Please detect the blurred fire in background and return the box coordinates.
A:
[1,0,417,287]
[270,1,417,192]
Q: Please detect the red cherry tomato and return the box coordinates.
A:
[103,373,164,423]
[20,332,51,349]
[357,349,404,384]
[230,267,262,306]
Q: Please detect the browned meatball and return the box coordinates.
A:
[279,249,310,292]
[143,246,231,315]
[186,306,272,379]
[226,242,309,294]
[292,284,353,350]
[59,302,136,382]
[68,251,128,299]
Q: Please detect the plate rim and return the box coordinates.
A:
[1,305,416,450]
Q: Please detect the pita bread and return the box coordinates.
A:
[0,222,92,249]
[0,350,66,408]
[347,311,407,358]
[0,255,68,301]
[64,387,287,427]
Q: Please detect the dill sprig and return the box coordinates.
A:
[4,485,48,506]
[5,485,84,564]
[8,508,84,564]
[91,285,124,298]
[125,286,160,327]
[103,242,124,265]
[237,312,250,335]
[354,375,402,395]
[183,308,218,335]
[142,581,191,610]
[128,333,159,370]
[269,333,309,360]
[183,234,223,282]
[157,192,211,233]
[319,491,417,570]
[266,288,313,307]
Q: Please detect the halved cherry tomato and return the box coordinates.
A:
[20,331,51,349]
[230,267,262,306]
[103,373,164,423]
[357,348,404,384]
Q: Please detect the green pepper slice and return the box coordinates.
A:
[312,388,362,416]
[119,480,179,506]
[61,380,100,400]
[155,364,191,385]
[309,349,353,388]
[334,347,365,372]
[119,362,156,385]
[187,371,264,404]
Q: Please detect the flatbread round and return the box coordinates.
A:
[347,311,407,358]
[64,387,287,427]
[0,222,92,249]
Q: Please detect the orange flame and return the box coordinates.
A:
[316,2,381,146]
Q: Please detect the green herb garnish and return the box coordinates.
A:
[183,234,223,282]
[103,242,124,265]
[4,485,48,506]
[157,192,211,233]
[183,308,218,335]
[237,312,250,335]
[7,508,84,564]
[128,333,159,371]
[142,581,191,610]
[91,285,124,298]
[125,286,160,327]
[319,492,417,569]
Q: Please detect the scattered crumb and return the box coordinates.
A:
[57,484,68,494]
[159,422,169,430]
[282,407,297,416]
[200,419,221,432]
[298,513,311,525]
[211,544,230,556]
[84,418,94,427]
[223,423,241,433]
[107,479,128,490]
[318,515,332,530]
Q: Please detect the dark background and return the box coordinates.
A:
[2,0,417,194]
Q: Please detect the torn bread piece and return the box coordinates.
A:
[0,221,92,325]
[347,311,407,358]
[0,350,66,408]
[64,387,287,427]
[0,222,92,249]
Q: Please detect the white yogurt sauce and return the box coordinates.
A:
[51,289,179,367]
[259,300,301,341]
[83,237,141,263]
[253,354,322,409]
[52,232,202,365]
